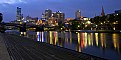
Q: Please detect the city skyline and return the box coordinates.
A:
[0,0,121,22]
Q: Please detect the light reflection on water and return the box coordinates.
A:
[36,32,44,42]
[19,31,121,60]
[112,33,120,52]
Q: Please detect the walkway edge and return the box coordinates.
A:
[0,33,11,60]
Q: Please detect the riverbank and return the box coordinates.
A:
[64,30,121,33]
[5,29,121,33]
[0,33,106,60]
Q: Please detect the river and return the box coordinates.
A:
[6,30,121,60]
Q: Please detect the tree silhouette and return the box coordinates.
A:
[0,13,3,23]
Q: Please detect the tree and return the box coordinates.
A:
[0,13,3,23]
[107,14,115,23]
[93,16,100,24]
[69,19,82,30]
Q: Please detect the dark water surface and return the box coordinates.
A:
[6,30,121,60]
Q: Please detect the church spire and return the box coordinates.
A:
[101,6,105,16]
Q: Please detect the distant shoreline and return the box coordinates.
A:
[64,30,121,33]
[5,30,121,33]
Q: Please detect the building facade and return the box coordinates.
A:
[42,10,65,26]
[75,10,81,19]
[26,16,38,25]
[44,9,52,20]
[52,11,65,23]
[16,7,23,21]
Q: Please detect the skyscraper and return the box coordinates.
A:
[26,15,38,25]
[52,11,65,23]
[16,7,23,21]
[101,6,105,16]
[44,9,52,20]
[75,10,81,18]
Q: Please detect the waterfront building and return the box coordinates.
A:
[16,7,23,21]
[42,10,65,26]
[52,11,65,23]
[41,13,46,20]
[48,17,58,26]
[65,18,74,22]
[44,9,52,20]
[83,17,90,21]
[16,7,24,24]
[26,16,38,25]
[36,19,46,25]
[75,10,81,19]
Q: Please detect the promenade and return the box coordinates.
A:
[0,33,11,60]
[0,33,106,60]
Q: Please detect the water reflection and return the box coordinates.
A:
[69,32,72,44]
[49,31,53,44]
[47,31,58,45]
[100,33,107,48]
[33,32,121,53]
[19,31,121,60]
[5,30,121,60]
[95,33,99,46]
[53,32,58,45]
[77,33,94,49]
[112,33,120,52]
[36,32,44,42]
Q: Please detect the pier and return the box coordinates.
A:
[0,33,106,60]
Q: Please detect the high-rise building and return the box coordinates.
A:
[52,11,65,23]
[75,10,81,18]
[42,10,65,26]
[16,7,23,21]
[48,17,58,26]
[44,9,52,20]
[26,16,38,25]
[101,6,105,16]
[41,13,46,20]
[42,13,45,18]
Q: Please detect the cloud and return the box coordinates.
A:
[0,0,26,4]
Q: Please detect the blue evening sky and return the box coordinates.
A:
[0,0,121,22]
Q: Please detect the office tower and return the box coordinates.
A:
[101,6,105,16]
[26,15,31,21]
[0,13,3,22]
[26,16,38,25]
[75,10,81,18]
[41,13,46,20]
[16,7,23,21]
[47,11,65,26]
[53,11,65,23]
[44,9,52,20]
[42,13,45,18]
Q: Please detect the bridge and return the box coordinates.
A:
[1,22,44,32]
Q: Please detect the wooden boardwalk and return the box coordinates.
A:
[0,33,11,60]
[0,33,106,60]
